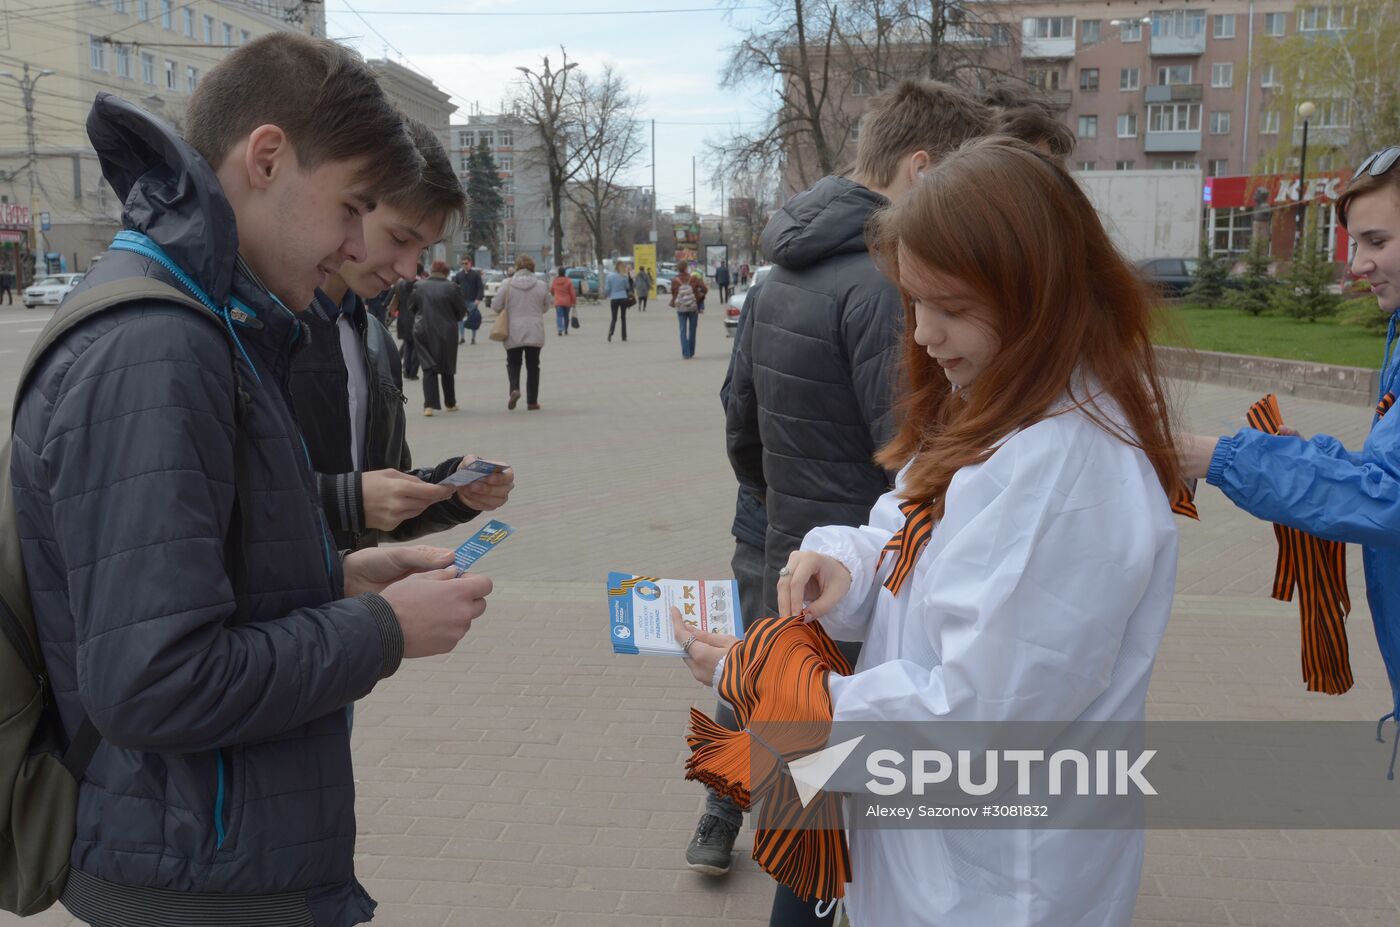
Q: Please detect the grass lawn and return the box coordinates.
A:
[1154,301,1387,369]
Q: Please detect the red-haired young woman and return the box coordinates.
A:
[678,137,1183,926]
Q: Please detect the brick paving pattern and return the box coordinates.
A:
[2,300,1398,926]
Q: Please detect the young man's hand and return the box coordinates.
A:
[362,469,455,531]
[1177,434,1221,481]
[381,568,493,658]
[343,545,453,597]
[452,456,515,511]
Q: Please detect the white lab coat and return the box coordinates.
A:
[802,405,1179,927]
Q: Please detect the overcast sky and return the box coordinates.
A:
[324,1,774,215]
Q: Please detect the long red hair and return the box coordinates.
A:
[871,137,1180,518]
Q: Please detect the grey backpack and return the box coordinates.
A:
[0,277,228,915]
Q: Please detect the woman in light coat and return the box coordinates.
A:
[495,253,551,410]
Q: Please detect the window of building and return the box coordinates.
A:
[459,153,470,171]
[113,0,127,12]
[1260,64,1280,88]
[1156,65,1193,85]
[852,70,872,96]
[222,22,233,45]
[479,130,494,147]
[1081,19,1101,44]
[116,43,132,78]
[1116,159,1137,170]
[182,7,194,37]
[1211,62,1233,88]
[1209,111,1231,134]
[501,178,514,195]
[1120,20,1143,42]
[1120,66,1140,91]
[204,15,214,44]
[498,129,513,146]
[141,52,155,84]
[1316,98,1351,128]
[1151,9,1206,38]
[1213,13,1235,38]
[1261,110,1280,133]
[137,0,148,20]
[240,29,250,45]
[161,0,172,30]
[164,59,177,91]
[1078,115,1098,138]
[1079,68,1099,91]
[1077,161,1097,171]
[1264,12,1286,35]
[1147,102,1202,132]
[1117,113,1139,137]
[89,36,106,71]
[1299,5,1350,31]
[1209,206,1253,254]
[502,203,515,220]
[497,156,512,172]
[458,130,473,148]
[1208,159,1229,177]
[1163,159,1199,169]
[990,23,1012,45]
[1027,68,1062,91]
[1026,16,1075,39]
[186,65,198,93]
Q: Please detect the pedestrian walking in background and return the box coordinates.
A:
[670,260,706,358]
[715,260,731,302]
[635,265,652,311]
[497,253,551,410]
[551,266,576,335]
[605,260,631,342]
[739,262,750,287]
[411,260,467,416]
[390,267,420,380]
[0,269,13,304]
[453,256,484,344]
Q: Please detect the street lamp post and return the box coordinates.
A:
[1294,100,1316,255]
[0,64,56,280]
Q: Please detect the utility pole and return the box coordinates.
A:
[0,64,55,281]
[692,155,697,217]
[650,119,657,246]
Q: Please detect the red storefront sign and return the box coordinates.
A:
[1203,172,1350,261]
[0,202,30,229]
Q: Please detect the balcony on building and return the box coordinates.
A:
[1021,16,1076,59]
[1145,83,1202,103]
[1144,131,1203,153]
[1044,89,1073,109]
[1149,9,1207,56]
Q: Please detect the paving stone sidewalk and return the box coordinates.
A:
[3,301,1399,926]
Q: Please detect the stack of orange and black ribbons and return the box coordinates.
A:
[684,614,855,903]
[1248,393,1354,694]
[1169,393,1354,694]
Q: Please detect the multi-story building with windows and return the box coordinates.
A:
[449,114,551,268]
[0,1,324,282]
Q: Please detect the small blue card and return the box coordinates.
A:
[453,520,515,573]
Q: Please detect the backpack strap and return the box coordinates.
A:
[3,276,235,782]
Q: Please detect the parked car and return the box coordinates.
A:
[481,269,507,307]
[565,267,600,299]
[655,272,675,295]
[1137,258,1200,296]
[23,273,84,308]
[725,265,770,336]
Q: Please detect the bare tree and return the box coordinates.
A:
[561,66,646,268]
[512,50,584,267]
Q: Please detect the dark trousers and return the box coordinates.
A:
[506,346,541,404]
[422,370,455,409]
[609,299,628,340]
[638,292,648,311]
[0,285,10,304]
[401,338,419,379]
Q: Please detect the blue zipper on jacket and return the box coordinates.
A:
[214,750,227,848]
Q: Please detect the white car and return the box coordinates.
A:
[23,273,84,308]
[481,269,506,308]
[725,265,770,336]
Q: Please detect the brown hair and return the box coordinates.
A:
[871,137,1180,518]
[853,80,992,188]
[384,117,468,231]
[184,33,420,200]
[978,86,1075,159]
[430,259,450,276]
[1338,158,1400,229]
[515,254,536,272]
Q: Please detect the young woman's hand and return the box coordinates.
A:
[671,606,738,686]
[777,551,852,620]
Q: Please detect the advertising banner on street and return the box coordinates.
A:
[704,244,728,280]
[633,243,656,298]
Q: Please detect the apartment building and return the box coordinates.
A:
[449,114,551,268]
[0,0,324,283]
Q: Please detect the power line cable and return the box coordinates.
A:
[327,4,757,15]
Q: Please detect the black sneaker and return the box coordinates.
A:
[685,813,740,875]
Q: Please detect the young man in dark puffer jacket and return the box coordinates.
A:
[10,35,492,927]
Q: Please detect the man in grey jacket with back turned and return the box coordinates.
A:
[688,80,992,925]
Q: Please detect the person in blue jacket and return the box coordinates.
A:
[1180,145,1400,772]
